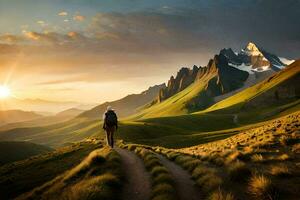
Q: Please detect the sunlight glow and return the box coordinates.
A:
[0,85,11,99]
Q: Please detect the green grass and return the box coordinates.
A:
[126,72,216,120]
[0,118,101,148]
[1,101,298,150]
[0,142,99,199]
[19,147,123,200]
[0,141,53,165]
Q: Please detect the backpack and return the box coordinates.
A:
[105,110,118,127]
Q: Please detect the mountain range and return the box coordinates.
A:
[79,84,166,119]
[0,98,96,113]
[0,40,299,200]
[0,110,42,126]
[0,42,298,148]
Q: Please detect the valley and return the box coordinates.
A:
[0,42,299,200]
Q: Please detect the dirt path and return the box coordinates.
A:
[156,154,202,200]
[115,147,151,200]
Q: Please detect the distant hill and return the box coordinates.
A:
[0,110,42,126]
[0,114,80,132]
[56,108,84,118]
[0,141,53,165]
[0,108,85,132]
[79,84,166,119]
[0,98,96,113]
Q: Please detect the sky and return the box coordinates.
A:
[0,0,299,104]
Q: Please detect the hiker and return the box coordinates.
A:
[103,106,118,148]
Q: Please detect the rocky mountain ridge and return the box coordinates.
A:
[158,42,291,104]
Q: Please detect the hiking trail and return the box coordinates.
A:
[115,147,152,200]
[156,154,202,200]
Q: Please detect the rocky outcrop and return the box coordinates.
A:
[158,66,200,102]
[79,83,166,119]
[155,42,290,112]
[158,53,249,104]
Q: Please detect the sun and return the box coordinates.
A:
[0,85,11,99]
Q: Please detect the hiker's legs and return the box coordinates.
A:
[106,130,111,146]
[110,128,115,148]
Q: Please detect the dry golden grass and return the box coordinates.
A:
[63,173,121,200]
[196,173,223,193]
[191,165,215,180]
[269,164,291,177]
[227,161,251,182]
[18,147,123,200]
[248,174,276,199]
[151,166,169,177]
[292,143,300,153]
[153,173,173,185]
[251,154,264,162]
[208,188,235,200]
[276,153,291,161]
[63,149,108,182]
[120,111,300,200]
[152,183,176,196]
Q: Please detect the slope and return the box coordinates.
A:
[128,54,249,120]
[0,141,99,199]
[0,110,42,126]
[56,108,85,118]
[0,141,53,165]
[79,84,165,119]
[205,60,300,113]
[0,118,100,148]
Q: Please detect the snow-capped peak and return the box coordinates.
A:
[243,42,263,56]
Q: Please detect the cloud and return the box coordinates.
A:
[0,34,24,43]
[24,32,41,40]
[37,20,47,27]
[37,20,45,24]
[1,0,300,58]
[58,11,68,16]
[73,15,85,21]
[20,31,87,45]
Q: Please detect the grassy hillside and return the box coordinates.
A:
[1,101,298,149]
[0,110,42,126]
[127,72,216,120]
[0,141,53,165]
[0,114,83,132]
[79,84,165,119]
[0,118,102,148]
[124,110,300,200]
[0,141,100,199]
[18,146,122,200]
[128,60,298,121]
[0,62,298,149]
[56,108,84,117]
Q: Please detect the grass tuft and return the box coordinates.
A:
[269,164,291,177]
[196,173,223,193]
[227,161,251,182]
[248,174,277,199]
[208,188,235,200]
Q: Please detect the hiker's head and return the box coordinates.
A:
[107,106,112,111]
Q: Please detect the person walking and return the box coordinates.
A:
[103,106,118,148]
